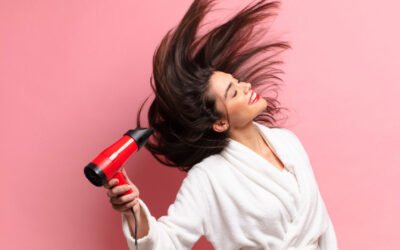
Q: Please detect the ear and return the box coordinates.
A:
[212,119,229,133]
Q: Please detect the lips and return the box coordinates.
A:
[248,90,260,105]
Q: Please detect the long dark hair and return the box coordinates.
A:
[136,0,291,172]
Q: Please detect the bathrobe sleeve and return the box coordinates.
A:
[121,165,210,250]
[319,216,339,250]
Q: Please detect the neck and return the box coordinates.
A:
[229,122,268,155]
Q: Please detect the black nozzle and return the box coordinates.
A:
[84,163,106,187]
[124,127,154,150]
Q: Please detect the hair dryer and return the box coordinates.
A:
[84,128,154,194]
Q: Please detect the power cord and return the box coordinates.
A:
[130,207,138,250]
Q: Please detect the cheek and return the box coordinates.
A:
[227,101,251,120]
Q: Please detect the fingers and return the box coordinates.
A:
[121,168,127,175]
[103,178,118,189]
[110,194,139,206]
[110,192,136,205]
[102,175,141,213]
[103,178,140,197]
[112,196,140,213]
[107,184,138,198]
[106,183,140,210]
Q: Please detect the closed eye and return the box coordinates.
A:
[232,79,241,98]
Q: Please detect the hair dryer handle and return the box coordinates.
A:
[113,171,133,195]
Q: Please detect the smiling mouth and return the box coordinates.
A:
[249,90,260,105]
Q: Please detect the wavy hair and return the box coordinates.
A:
[136,0,291,171]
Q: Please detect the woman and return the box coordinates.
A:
[104,0,338,249]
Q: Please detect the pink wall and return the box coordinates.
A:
[1,0,399,249]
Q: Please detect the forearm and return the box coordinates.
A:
[123,204,149,239]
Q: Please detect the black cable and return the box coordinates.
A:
[130,207,138,250]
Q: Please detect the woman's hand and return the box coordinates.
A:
[103,169,149,238]
[103,168,141,216]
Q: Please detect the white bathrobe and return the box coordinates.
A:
[122,121,338,250]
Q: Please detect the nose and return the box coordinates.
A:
[241,82,251,94]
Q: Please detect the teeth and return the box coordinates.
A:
[250,92,256,104]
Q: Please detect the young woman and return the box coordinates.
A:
[104,0,338,249]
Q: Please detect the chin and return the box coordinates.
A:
[252,102,267,117]
[258,97,268,110]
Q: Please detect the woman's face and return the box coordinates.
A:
[208,71,268,132]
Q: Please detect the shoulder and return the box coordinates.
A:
[275,127,303,145]
[256,122,310,160]
[189,154,225,176]
[175,155,221,204]
[275,127,311,163]
[254,121,303,147]
[185,153,231,187]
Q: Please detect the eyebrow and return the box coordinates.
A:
[224,82,233,100]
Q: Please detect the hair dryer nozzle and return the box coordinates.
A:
[84,163,106,186]
[84,127,154,188]
[124,127,154,150]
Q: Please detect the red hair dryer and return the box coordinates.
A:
[84,128,154,193]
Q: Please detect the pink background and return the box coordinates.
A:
[1,0,399,249]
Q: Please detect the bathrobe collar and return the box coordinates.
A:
[220,121,329,248]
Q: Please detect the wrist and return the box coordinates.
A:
[123,205,140,221]
[137,204,149,238]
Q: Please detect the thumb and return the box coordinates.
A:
[121,168,133,185]
[121,168,139,195]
